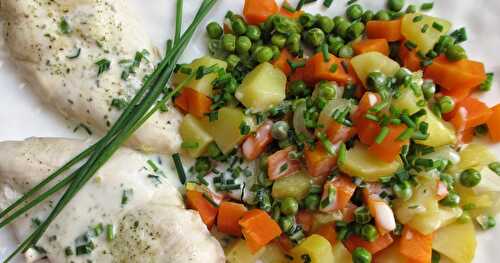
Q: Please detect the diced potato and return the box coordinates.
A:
[332,243,352,263]
[339,143,401,182]
[260,243,289,263]
[201,107,253,154]
[290,234,334,263]
[391,87,456,147]
[455,166,500,216]
[236,62,287,112]
[179,114,213,158]
[450,143,496,173]
[402,13,452,53]
[432,222,477,263]
[311,212,343,232]
[351,52,400,87]
[272,171,312,200]
[317,98,356,133]
[172,56,227,96]
[473,166,500,194]
[372,243,406,263]
[226,239,265,263]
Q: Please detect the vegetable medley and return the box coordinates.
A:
[173,0,499,262]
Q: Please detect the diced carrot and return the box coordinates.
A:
[303,52,352,85]
[267,146,302,180]
[279,0,303,19]
[440,86,475,106]
[343,58,363,87]
[242,120,274,161]
[272,48,293,76]
[399,226,433,263]
[320,175,357,212]
[239,209,282,253]
[424,55,487,91]
[277,234,294,252]
[186,190,218,229]
[363,184,396,235]
[487,104,500,142]
[449,97,492,132]
[314,223,337,247]
[344,233,394,254]
[435,181,449,201]
[459,128,475,144]
[342,202,358,222]
[174,88,212,118]
[289,66,306,82]
[217,201,248,237]
[326,121,357,144]
[366,19,403,42]
[353,92,383,145]
[243,0,279,25]
[399,42,422,72]
[295,211,314,233]
[304,143,337,178]
[368,124,409,163]
[353,39,390,56]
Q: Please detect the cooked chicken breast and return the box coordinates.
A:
[0,138,225,263]
[0,0,182,154]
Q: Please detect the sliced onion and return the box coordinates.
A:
[293,99,314,138]
[317,98,357,133]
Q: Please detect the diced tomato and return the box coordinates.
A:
[320,175,357,212]
[267,146,302,180]
[242,121,273,161]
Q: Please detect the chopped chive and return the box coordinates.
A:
[420,59,433,67]
[323,0,334,8]
[94,223,103,236]
[282,2,296,12]
[181,141,199,149]
[419,121,429,134]
[370,101,388,113]
[365,113,379,122]
[480,73,494,91]
[432,22,444,32]
[330,64,338,73]
[411,109,427,119]
[404,40,417,50]
[106,224,115,241]
[121,188,133,206]
[239,121,251,135]
[95,58,111,76]
[421,24,429,33]
[415,158,434,167]
[412,131,429,140]
[59,18,71,34]
[375,126,390,144]
[401,113,416,128]
[420,2,434,11]
[320,184,336,208]
[287,59,306,71]
[338,143,346,164]
[412,15,423,22]
[397,127,414,141]
[317,132,336,155]
[450,27,467,43]
[172,153,186,184]
[321,43,330,62]
[66,48,81,59]
[390,118,402,125]
[147,160,159,172]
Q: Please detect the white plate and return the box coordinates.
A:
[0,0,499,262]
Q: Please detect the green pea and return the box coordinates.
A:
[304,194,320,210]
[206,22,223,39]
[440,191,461,207]
[261,14,277,33]
[438,96,455,114]
[361,10,375,23]
[222,34,236,52]
[317,16,335,33]
[206,142,221,158]
[460,168,482,187]
[375,10,391,21]
[315,97,328,109]
[338,45,354,58]
[287,33,302,54]
[352,247,372,263]
[271,121,290,140]
[440,173,456,190]
[328,36,345,54]
[477,215,496,230]
[393,181,413,201]
[406,4,417,13]
[246,25,261,41]
[361,224,379,242]
[488,162,500,176]
[279,215,295,233]
[281,197,299,216]
[333,16,348,26]
[194,157,211,175]
[236,36,252,54]
[388,0,405,12]
[354,206,372,224]
[446,44,467,61]
[457,211,471,224]
[304,28,325,47]
[347,21,365,40]
[273,15,300,34]
[271,45,280,60]
[299,13,317,28]
[394,67,412,83]
[432,251,441,263]
[231,18,247,35]
[422,80,436,100]
[336,21,351,39]
[366,71,388,90]
[346,4,363,21]
[271,34,287,48]
[318,81,337,100]
[225,54,240,70]
[289,80,308,97]
[256,46,274,63]
[434,35,454,53]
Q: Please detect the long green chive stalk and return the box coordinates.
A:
[1,0,217,261]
